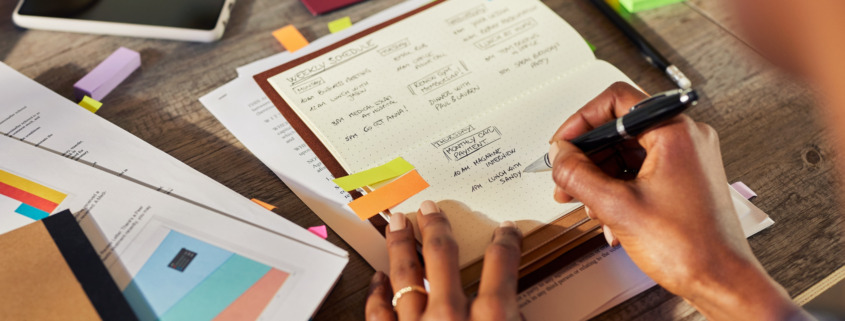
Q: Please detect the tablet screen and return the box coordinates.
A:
[18,0,227,30]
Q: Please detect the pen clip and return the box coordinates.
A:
[628,88,685,112]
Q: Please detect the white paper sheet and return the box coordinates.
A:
[200,0,434,272]
[0,134,347,320]
[0,62,344,258]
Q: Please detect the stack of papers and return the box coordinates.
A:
[0,61,347,320]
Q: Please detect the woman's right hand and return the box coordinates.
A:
[549,82,807,320]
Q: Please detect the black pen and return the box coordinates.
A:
[588,0,692,89]
[524,88,698,173]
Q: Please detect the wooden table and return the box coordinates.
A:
[1,0,842,319]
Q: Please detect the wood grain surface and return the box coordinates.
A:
[1,0,842,320]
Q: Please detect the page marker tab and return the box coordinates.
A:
[730,182,757,200]
[307,225,328,239]
[74,47,141,101]
[250,198,277,211]
[333,157,415,191]
[619,0,684,13]
[78,96,102,113]
[328,17,353,33]
[349,170,429,220]
[272,25,309,53]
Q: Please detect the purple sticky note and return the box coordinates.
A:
[730,181,757,200]
[73,47,141,101]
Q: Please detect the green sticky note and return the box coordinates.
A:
[332,157,415,191]
[619,0,685,13]
[585,39,596,52]
[328,16,352,33]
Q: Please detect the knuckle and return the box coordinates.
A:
[421,214,452,230]
[485,242,519,262]
[426,306,464,321]
[425,234,459,253]
[471,296,508,320]
[390,258,423,279]
[387,236,416,250]
[552,155,587,191]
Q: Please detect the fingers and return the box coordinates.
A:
[551,82,648,141]
[473,222,523,320]
[551,140,631,222]
[366,271,397,321]
[386,212,426,318]
[416,200,467,316]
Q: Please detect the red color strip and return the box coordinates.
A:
[0,181,58,213]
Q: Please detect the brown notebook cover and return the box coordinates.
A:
[0,210,138,320]
[254,0,602,290]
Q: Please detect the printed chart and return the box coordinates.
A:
[124,230,289,321]
[0,168,67,234]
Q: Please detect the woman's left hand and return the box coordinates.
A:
[365,200,524,321]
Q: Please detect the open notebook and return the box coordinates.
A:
[257,0,634,285]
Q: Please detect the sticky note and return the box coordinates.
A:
[619,0,684,13]
[730,182,757,200]
[74,47,141,101]
[272,25,309,53]
[328,17,353,33]
[585,39,596,52]
[78,96,102,113]
[250,198,276,211]
[348,170,429,220]
[307,225,328,239]
[333,157,415,191]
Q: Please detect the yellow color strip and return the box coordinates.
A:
[348,170,429,220]
[0,169,66,204]
[78,96,102,113]
[328,17,352,33]
[332,157,415,191]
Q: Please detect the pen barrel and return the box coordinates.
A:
[622,90,697,136]
[571,121,622,154]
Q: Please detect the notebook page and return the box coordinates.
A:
[267,0,595,172]
[399,61,633,265]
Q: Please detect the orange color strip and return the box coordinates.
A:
[250,198,277,211]
[212,269,290,321]
[272,25,309,53]
[348,170,429,220]
[0,181,59,213]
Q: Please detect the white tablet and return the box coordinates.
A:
[12,0,236,43]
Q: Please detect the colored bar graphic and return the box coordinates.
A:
[123,231,234,321]
[160,255,271,321]
[0,169,67,204]
[14,203,49,220]
[0,181,60,213]
[213,269,289,321]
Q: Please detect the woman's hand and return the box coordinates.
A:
[549,82,807,320]
[365,201,523,321]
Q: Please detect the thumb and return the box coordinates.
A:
[550,140,630,219]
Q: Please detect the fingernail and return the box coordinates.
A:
[603,225,618,246]
[389,212,406,232]
[548,141,561,162]
[420,200,439,215]
[585,206,593,219]
[500,220,517,229]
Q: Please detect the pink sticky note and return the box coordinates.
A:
[308,225,328,239]
[74,47,141,101]
[730,181,757,200]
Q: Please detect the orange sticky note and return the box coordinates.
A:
[348,170,429,220]
[251,198,276,211]
[272,25,309,52]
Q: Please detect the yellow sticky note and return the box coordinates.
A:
[348,170,429,220]
[332,157,415,191]
[78,96,102,113]
[251,198,277,211]
[272,25,309,53]
[328,17,352,33]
